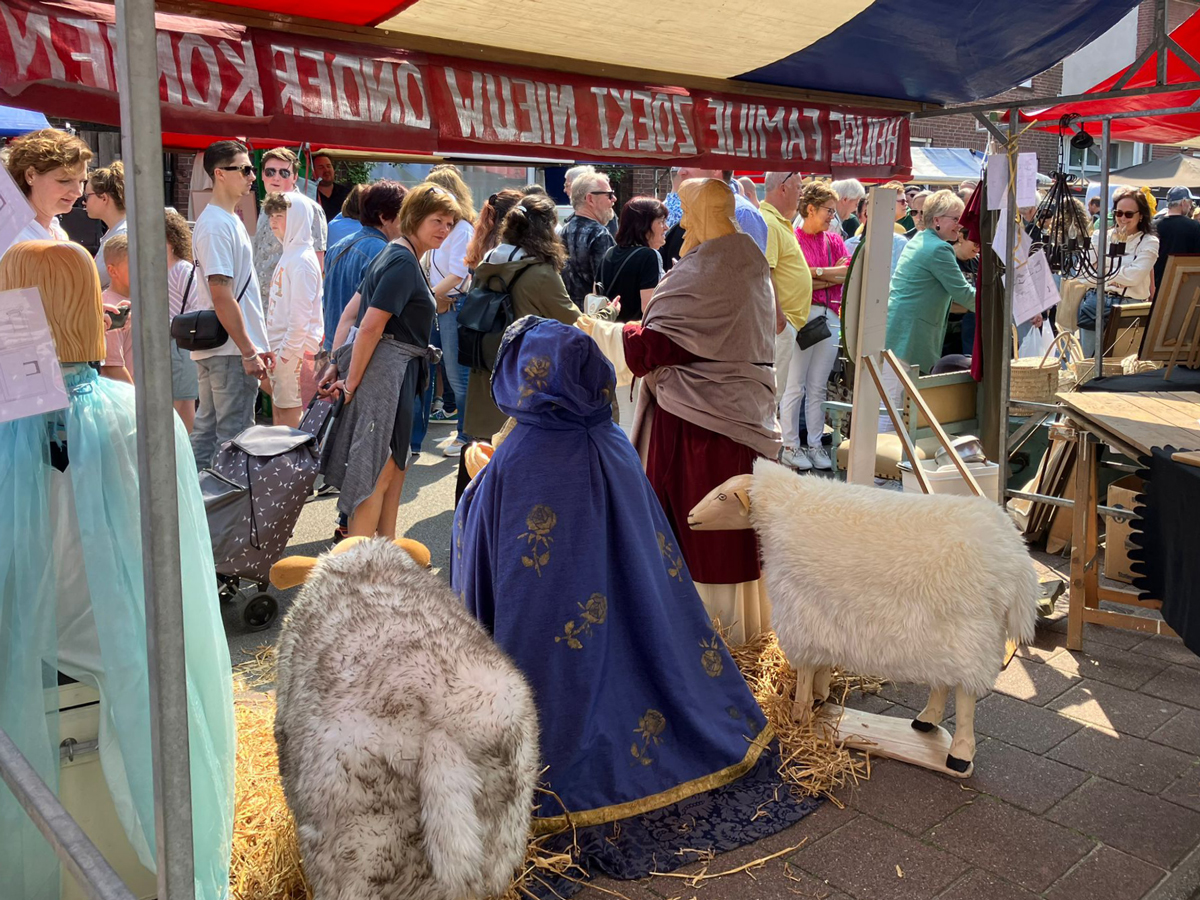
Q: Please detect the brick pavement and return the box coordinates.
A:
[573,594,1200,900]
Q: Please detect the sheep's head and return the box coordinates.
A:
[270,536,431,589]
[687,475,754,531]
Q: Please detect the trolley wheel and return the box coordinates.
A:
[243,592,278,632]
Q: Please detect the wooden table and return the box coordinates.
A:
[1056,390,1200,650]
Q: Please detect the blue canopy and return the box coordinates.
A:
[909,147,988,185]
[735,0,1141,104]
[0,105,50,137]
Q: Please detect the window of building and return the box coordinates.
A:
[1063,138,1144,177]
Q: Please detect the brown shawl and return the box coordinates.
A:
[631,230,781,461]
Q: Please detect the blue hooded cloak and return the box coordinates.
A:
[452,318,815,881]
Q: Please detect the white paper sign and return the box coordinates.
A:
[987,152,1039,210]
[992,212,1032,266]
[0,166,36,258]
[0,287,69,424]
[1011,250,1061,326]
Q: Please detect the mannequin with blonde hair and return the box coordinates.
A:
[581,178,781,642]
[0,239,106,362]
[0,239,236,900]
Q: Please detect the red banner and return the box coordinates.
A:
[0,0,910,176]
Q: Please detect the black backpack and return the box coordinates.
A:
[456,264,529,371]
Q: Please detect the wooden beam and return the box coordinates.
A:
[864,355,933,494]
[884,350,985,498]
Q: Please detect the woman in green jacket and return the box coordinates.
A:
[881,189,975,429]
[886,189,976,373]
[455,193,581,498]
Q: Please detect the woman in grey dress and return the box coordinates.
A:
[320,184,462,538]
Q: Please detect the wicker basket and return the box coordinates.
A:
[1010,328,1067,416]
[1056,332,1124,387]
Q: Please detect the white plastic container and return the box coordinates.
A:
[897,459,1002,502]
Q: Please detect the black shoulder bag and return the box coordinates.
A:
[796,233,834,351]
[171,265,252,352]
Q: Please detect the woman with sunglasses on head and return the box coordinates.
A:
[779,181,849,471]
[1077,187,1159,358]
[881,189,977,431]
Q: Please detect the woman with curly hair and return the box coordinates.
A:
[4,128,93,246]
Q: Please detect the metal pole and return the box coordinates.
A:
[0,728,137,900]
[1158,0,1170,87]
[1094,118,1111,374]
[113,1,196,898]
[998,107,1018,502]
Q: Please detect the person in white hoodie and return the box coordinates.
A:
[263,192,324,427]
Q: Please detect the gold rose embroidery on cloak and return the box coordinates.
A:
[631,709,666,766]
[657,531,684,581]
[518,356,552,407]
[518,504,556,576]
[700,632,724,677]
[555,593,608,649]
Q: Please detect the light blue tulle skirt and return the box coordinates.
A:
[0,364,235,900]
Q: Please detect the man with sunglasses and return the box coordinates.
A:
[561,170,618,305]
[252,147,329,296]
[190,140,272,469]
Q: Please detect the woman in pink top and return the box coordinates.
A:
[781,182,849,471]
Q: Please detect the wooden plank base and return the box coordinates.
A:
[820,704,973,779]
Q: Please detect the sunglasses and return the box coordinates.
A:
[263,167,293,178]
[590,190,617,199]
[217,165,255,177]
[1113,209,1139,219]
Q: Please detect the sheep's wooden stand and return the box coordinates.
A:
[820,705,973,779]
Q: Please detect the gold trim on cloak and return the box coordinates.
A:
[531,724,776,835]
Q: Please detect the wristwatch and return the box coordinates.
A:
[815,267,824,277]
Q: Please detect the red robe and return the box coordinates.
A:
[623,324,762,585]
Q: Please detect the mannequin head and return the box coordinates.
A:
[0,240,106,363]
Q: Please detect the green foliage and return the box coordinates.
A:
[338,161,373,185]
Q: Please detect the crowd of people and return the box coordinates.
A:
[7,122,1197,899]
[5,124,1183,644]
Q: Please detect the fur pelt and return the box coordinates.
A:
[749,460,1038,697]
[273,538,539,900]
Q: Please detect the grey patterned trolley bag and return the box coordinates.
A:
[199,425,319,631]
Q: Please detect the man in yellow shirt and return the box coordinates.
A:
[760,171,812,406]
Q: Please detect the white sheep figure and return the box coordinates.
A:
[270,537,539,900]
[688,459,1039,774]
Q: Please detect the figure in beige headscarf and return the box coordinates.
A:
[582,178,781,641]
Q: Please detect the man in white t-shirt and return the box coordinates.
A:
[189,140,273,470]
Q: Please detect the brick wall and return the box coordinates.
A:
[171,152,194,213]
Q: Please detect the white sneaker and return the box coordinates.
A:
[442,439,465,458]
[782,446,813,470]
[807,446,833,470]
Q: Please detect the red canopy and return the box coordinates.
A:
[199,0,414,27]
[1019,7,1200,144]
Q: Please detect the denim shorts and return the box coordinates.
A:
[170,340,199,401]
